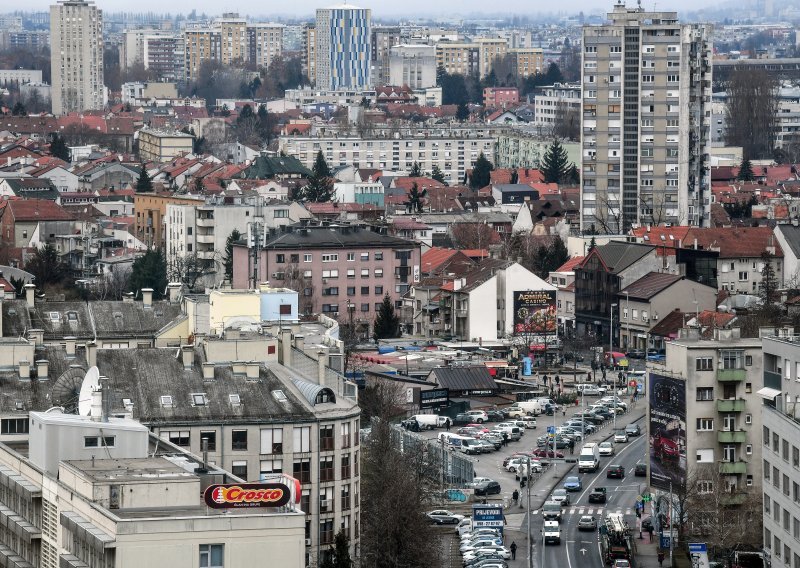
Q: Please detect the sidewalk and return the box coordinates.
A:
[634,527,662,568]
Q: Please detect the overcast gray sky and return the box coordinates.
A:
[22,0,716,17]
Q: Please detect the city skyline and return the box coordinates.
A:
[12,0,721,18]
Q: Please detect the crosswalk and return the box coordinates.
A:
[531,507,627,516]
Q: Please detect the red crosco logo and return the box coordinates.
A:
[204,483,291,509]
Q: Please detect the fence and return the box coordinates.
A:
[389,423,475,488]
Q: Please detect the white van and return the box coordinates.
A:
[575,384,604,396]
[510,400,542,416]
[410,414,448,430]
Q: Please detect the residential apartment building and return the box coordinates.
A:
[370,27,401,87]
[476,38,508,78]
[50,0,105,115]
[231,224,421,326]
[0,69,42,87]
[134,193,204,249]
[484,87,519,109]
[761,332,800,568]
[279,127,499,185]
[303,24,316,84]
[138,128,194,162]
[144,34,185,83]
[511,47,544,78]
[248,23,284,69]
[435,42,480,76]
[649,328,763,524]
[217,13,248,65]
[184,28,221,84]
[389,45,437,89]
[581,5,713,233]
[549,256,583,337]
[120,28,172,71]
[534,82,581,132]
[315,4,371,90]
[496,130,580,169]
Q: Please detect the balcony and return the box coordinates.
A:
[719,493,748,506]
[718,461,747,475]
[717,368,746,382]
[196,234,214,244]
[196,217,214,228]
[456,309,468,318]
[717,431,747,444]
[716,399,746,413]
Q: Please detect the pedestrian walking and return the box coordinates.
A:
[647,525,655,543]
[562,407,567,417]
[658,550,665,567]
[502,433,509,447]
[568,440,574,454]
[446,418,451,431]
[510,541,517,560]
[512,489,519,505]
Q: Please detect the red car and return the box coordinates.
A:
[533,449,564,459]
[466,424,490,433]
[652,430,680,461]
[503,452,538,467]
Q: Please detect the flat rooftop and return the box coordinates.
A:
[65,456,195,483]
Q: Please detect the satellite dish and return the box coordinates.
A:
[78,366,100,416]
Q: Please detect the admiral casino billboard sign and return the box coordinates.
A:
[513,290,557,334]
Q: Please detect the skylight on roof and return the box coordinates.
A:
[272,390,288,403]
[660,235,666,241]
[160,395,173,407]
[229,394,241,406]
[49,312,60,321]
[192,393,207,406]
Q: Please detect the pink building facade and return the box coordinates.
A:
[483,87,519,109]
[233,225,421,333]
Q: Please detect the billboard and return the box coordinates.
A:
[420,388,449,409]
[649,373,687,492]
[472,504,504,534]
[204,483,292,509]
[513,290,557,334]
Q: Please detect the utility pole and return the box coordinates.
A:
[526,455,533,568]
[669,481,674,568]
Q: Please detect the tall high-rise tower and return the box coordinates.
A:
[50,0,105,116]
[580,4,712,233]
[315,4,371,90]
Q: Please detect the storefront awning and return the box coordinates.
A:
[757,387,782,400]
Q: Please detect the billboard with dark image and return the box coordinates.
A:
[513,290,557,334]
[648,373,687,492]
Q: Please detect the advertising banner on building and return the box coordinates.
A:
[513,290,557,334]
[204,483,292,509]
[649,373,687,492]
[420,388,449,409]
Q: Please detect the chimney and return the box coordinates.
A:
[35,360,49,379]
[28,329,44,346]
[141,288,154,309]
[202,363,215,380]
[86,340,97,368]
[123,292,135,303]
[232,361,247,375]
[18,360,30,380]
[181,345,194,369]
[281,329,293,366]
[64,336,77,358]
[90,387,103,421]
[293,334,305,351]
[318,349,328,385]
[167,283,182,303]
[0,287,4,338]
[246,362,260,380]
[24,284,35,308]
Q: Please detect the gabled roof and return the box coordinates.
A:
[581,241,655,274]
[489,168,542,185]
[619,272,684,301]
[441,258,511,293]
[6,199,73,221]
[262,225,416,250]
[684,227,783,259]
[3,177,59,201]
[553,256,585,273]
[240,155,313,179]
[421,247,474,275]
[648,309,686,338]
[775,224,800,259]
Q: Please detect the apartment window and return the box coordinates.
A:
[276,254,285,264]
[303,254,312,262]
[341,484,351,510]
[84,436,115,448]
[320,425,334,451]
[322,254,338,262]
[722,350,744,369]
[232,430,247,451]
[766,528,772,550]
[164,431,190,446]
[775,536,782,558]
[361,269,370,278]
[787,509,793,531]
[199,544,224,568]
[293,457,311,482]
[360,253,369,261]
[375,285,383,294]
[361,286,369,294]
[794,446,800,467]
[775,466,781,487]
[347,269,356,278]
[291,254,299,263]
[765,426,771,446]
[200,431,217,451]
[260,428,283,454]
[341,453,352,479]
[374,268,383,277]
[0,418,29,435]
[787,474,793,497]
[696,418,713,431]
[696,357,713,371]
[320,457,335,482]
[697,480,713,494]
[347,253,355,261]
[375,252,384,261]
[746,444,753,455]
[786,440,791,461]
[322,270,339,278]
[320,520,334,546]
[260,459,282,475]
[795,482,800,503]
[294,426,311,453]
[696,387,714,401]
[766,459,772,481]
[303,270,312,278]
[775,432,781,452]
[360,303,369,312]
[319,486,334,513]
[766,494,772,513]
[347,286,356,296]
[341,422,351,448]
[231,461,247,478]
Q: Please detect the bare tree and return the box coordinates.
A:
[90,268,132,300]
[450,221,497,250]
[724,69,779,160]
[552,101,580,141]
[168,253,218,291]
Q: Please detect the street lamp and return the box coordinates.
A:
[610,303,618,355]
[610,302,618,435]
[623,291,630,352]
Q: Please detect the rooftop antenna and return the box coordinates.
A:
[77,366,100,416]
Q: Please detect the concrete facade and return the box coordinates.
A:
[389,45,437,89]
[137,128,194,163]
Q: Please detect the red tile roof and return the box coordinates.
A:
[6,199,73,221]
[684,226,783,258]
[421,247,460,273]
[490,168,543,185]
[461,249,490,260]
[392,177,446,191]
[391,217,430,230]
[694,309,737,328]
[553,256,585,273]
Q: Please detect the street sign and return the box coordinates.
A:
[473,504,504,534]
[642,493,652,502]
[688,543,710,568]
[547,426,556,434]
[660,535,671,549]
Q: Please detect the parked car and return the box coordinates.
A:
[427,509,465,524]
[522,416,537,429]
[485,410,505,422]
[635,463,647,477]
[453,413,474,425]
[466,410,489,423]
[565,351,585,362]
[533,448,564,459]
[614,431,629,443]
[466,477,495,488]
[467,424,490,433]
[460,528,501,542]
[474,480,502,496]
[460,538,504,554]
[578,515,598,531]
[598,442,615,456]
[588,487,607,503]
[475,439,496,453]
[627,350,646,359]
[563,476,583,491]
[551,488,571,506]
[625,424,641,437]
[462,546,511,563]
[607,464,625,479]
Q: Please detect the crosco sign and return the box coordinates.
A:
[204,483,292,509]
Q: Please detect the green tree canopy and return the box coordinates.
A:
[50,133,70,162]
[737,157,755,181]
[430,164,447,185]
[409,161,422,177]
[469,152,494,189]
[541,139,570,184]
[373,293,400,340]
[312,150,332,179]
[128,249,167,299]
[405,182,426,213]
[223,229,242,282]
[135,164,153,192]
[319,530,353,568]
[26,244,67,286]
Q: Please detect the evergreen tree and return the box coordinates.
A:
[409,161,422,177]
[11,102,26,116]
[760,250,779,306]
[455,102,470,122]
[565,163,580,185]
[135,164,153,192]
[297,151,335,202]
[26,244,67,286]
[469,152,494,189]
[223,229,242,282]
[540,139,570,184]
[544,62,563,84]
[510,169,519,184]
[430,164,447,185]
[405,182,426,213]
[320,530,353,568]
[589,236,597,251]
[737,157,755,182]
[373,293,400,340]
[128,250,168,299]
[312,150,332,179]
[50,133,70,162]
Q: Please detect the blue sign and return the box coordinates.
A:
[523,357,532,376]
[689,543,707,554]
[660,535,671,549]
[473,504,504,533]
[547,426,556,434]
